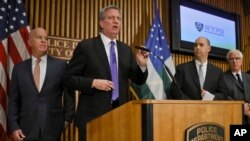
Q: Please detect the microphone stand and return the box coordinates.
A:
[149,52,184,100]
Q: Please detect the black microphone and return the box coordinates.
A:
[134,46,151,52]
[134,45,184,100]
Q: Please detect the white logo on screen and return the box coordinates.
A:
[195,22,224,36]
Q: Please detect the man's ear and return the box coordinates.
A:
[207,45,211,52]
[99,20,104,29]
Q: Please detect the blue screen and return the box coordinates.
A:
[180,5,237,50]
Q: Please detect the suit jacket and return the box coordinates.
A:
[217,70,250,124]
[64,36,148,127]
[8,56,75,140]
[168,60,223,100]
[217,70,250,101]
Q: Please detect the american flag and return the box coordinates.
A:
[0,0,30,140]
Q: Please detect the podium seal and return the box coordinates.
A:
[186,122,224,141]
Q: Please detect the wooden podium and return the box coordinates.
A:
[87,100,243,141]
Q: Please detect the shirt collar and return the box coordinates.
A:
[195,60,208,66]
[100,32,117,46]
[32,55,47,64]
[232,71,242,76]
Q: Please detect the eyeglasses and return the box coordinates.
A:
[228,57,241,61]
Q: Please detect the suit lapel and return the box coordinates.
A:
[242,73,249,100]
[26,59,39,92]
[93,37,111,78]
[117,41,122,78]
[226,71,244,90]
[203,63,211,88]
[191,61,200,88]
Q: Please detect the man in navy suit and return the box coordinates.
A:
[8,28,75,141]
[64,5,148,141]
[168,37,224,100]
[217,50,250,124]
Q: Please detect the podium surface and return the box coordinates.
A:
[87,100,243,141]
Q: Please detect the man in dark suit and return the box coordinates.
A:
[168,37,224,100]
[8,28,75,141]
[64,5,148,141]
[217,49,250,124]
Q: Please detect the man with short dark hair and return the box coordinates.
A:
[168,37,223,100]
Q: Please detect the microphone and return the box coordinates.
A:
[134,46,151,52]
[134,45,184,100]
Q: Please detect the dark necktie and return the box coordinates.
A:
[236,73,243,87]
[34,58,41,91]
[198,64,204,88]
[110,41,119,101]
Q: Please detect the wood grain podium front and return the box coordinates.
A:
[87,100,243,141]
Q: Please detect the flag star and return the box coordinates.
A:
[4,0,7,3]
[161,36,165,39]
[15,8,19,12]
[151,28,154,32]
[9,25,14,29]
[155,45,158,49]
[156,37,159,41]
[1,7,6,12]
[23,12,26,16]
[12,17,16,21]
[8,5,12,9]
[158,24,160,27]
[160,30,162,33]
[160,56,163,60]
[17,0,22,4]
[0,16,3,20]
[20,20,24,24]
[151,34,153,37]
[153,24,156,27]
[5,28,8,32]
[159,48,162,51]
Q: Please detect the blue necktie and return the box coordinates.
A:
[110,41,119,101]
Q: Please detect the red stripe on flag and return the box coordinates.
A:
[8,37,23,65]
[0,85,7,113]
[0,43,7,70]
[19,27,31,55]
[0,124,7,141]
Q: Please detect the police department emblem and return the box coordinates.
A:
[195,22,203,32]
[186,122,224,141]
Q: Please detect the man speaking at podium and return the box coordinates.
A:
[64,5,148,141]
